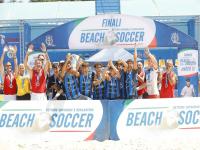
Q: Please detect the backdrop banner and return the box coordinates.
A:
[0,99,200,141]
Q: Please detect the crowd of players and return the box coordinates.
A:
[0,43,187,100]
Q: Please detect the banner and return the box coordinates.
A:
[177,49,198,97]
[115,98,200,140]
[1,99,200,142]
[31,14,198,50]
[0,100,103,142]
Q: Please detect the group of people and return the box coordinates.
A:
[0,42,194,101]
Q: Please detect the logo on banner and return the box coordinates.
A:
[68,15,156,49]
[45,35,55,47]
[103,29,117,46]
[0,34,5,45]
[0,101,103,141]
[171,32,180,44]
[116,99,200,140]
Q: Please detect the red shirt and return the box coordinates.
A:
[137,71,146,96]
[31,69,46,93]
[4,73,17,95]
[160,72,175,98]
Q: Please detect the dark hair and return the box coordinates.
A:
[94,63,103,68]
[186,78,190,82]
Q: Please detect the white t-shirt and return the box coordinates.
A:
[146,68,159,95]
[181,85,195,97]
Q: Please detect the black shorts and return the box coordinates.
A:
[16,93,31,100]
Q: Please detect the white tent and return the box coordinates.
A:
[86,47,141,63]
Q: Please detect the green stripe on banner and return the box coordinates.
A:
[74,18,87,26]
[0,101,8,108]
[123,99,134,109]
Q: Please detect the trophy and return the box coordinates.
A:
[4,45,16,59]
[71,54,81,70]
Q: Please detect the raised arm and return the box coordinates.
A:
[109,60,120,79]
[13,46,18,76]
[144,47,158,70]
[24,47,33,79]
[0,46,7,78]
[133,44,138,70]
[61,54,71,79]
[44,53,51,76]
[120,59,128,72]
[40,43,52,76]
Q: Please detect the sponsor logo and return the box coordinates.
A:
[171,32,180,44]
[0,34,5,45]
[45,35,55,47]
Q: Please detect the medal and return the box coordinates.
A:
[36,81,40,87]
[36,70,42,87]
[8,74,13,88]
[9,84,13,88]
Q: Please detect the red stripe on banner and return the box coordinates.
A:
[50,130,91,132]
[84,132,95,141]
[184,72,198,78]
[179,127,200,130]
[148,36,157,48]
[6,38,19,42]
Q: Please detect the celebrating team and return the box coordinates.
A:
[0,43,177,100]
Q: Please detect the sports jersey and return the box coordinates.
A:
[4,73,17,95]
[145,68,159,96]
[93,76,106,100]
[118,70,126,99]
[64,74,80,100]
[16,75,30,96]
[106,76,120,99]
[125,70,138,99]
[79,73,92,98]
[137,71,146,97]
[31,69,46,93]
[160,72,175,98]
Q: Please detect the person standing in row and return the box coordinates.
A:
[104,60,121,100]
[125,44,138,99]
[0,45,17,100]
[160,60,176,98]
[137,62,146,99]
[16,64,31,100]
[181,78,195,97]
[24,43,51,100]
[115,60,127,99]
[48,63,66,100]
[79,62,93,98]
[92,63,106,100]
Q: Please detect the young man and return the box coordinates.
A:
[0,45,18,100]
[124,44,138,99]
[115,59,127,99]
[61,54,89,100]
[92,63,106,100]
[79,62,93,98]
[137,62,146,99]
[104,60,121,100]
[137,47,159,99]
[16,64,31,100]
[48,63,66,100]
[160,60,176,98]
[24,43,50,100]
[181,78,195,97]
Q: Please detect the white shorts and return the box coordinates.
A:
[4,95,16,101]
[31,93,47,101]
